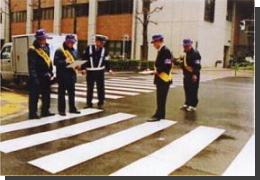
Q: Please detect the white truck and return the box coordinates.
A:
[0,34,77,83]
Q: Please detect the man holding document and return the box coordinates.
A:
[54,34,81,116]
[80,35,110,110]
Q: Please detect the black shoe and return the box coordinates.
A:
[59,112,66,116]
[29,114,40,120]
[147,117,161,122]
[70,110,81,114]
[41,112,55,118]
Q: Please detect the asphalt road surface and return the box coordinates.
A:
[0,70,255,176]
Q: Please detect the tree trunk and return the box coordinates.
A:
[73,0,77,34]
[37,0,41,29]
[142,23,148,61]
[141,0,151,61]
[8,0,12,42]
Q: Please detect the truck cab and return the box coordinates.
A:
[0,34,78,83]
[0,42,13,81]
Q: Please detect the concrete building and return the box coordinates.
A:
[0,0,10,47]
[4,0,254,67]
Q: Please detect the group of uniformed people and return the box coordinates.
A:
[28,29,201,121]
[148,35,201,122]
[27,29,110,119]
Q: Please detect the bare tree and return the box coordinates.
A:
[136,0,163,61]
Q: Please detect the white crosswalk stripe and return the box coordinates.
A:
[0,113,136,153]
[2,73,249,175]
[50,74,233,103]
[28,120,176,174]
[51,88,124,100]
[111,126,225,176]
[75,84,153,93]
[0,108,102,134]
[1,108,242,175]
[52,85,139,96]
[51,94,99,103]
[223,135,255,176]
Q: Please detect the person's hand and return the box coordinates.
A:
[192,75,198,83]
[75,65,81,70]
[65,58,71,64]
[109,70,114,75]
[81,70,87,75]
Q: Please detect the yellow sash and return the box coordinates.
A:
[155,67,173,83]
[183,55,193,73]
[30,46,52,68]
[61,48,75,64]
[158,72,173,82]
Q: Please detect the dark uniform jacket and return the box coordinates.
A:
[54,43,78,83]
[82,45,110,71]
[28,40,53,85]
[154,46,173,85]
[183,48,201,77]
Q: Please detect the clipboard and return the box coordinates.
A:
[67,60,86,69]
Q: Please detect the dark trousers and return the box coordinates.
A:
[154,82,170,119]
[184,75,200,107]
[58,81,76,113]
[29,80,51,116]
[87,70,105,106]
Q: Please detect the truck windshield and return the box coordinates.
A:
[1,46,11,59]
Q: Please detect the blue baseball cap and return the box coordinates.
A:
[35,29,52,40]
[151,34,164,43]
[183,39,193,46]
[65,34,77,44]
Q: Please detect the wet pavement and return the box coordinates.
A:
[0,70,254,176]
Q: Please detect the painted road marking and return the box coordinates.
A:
[85,82,157,90]
[0,109,102,134]
[0,113,136,153]
[52,86,139,96]
[111,126,225,176]
[106,80,154,86]
[51,89,124,100]
[75,84,153,93]
[51,94,98,104]
[223,135,255,176]
[29,120,176,174]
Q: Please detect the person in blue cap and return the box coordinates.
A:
[54,34,81,116]
[148,34,174,122]
[27,29,55,119]
[80,34,111,110]
[180,38,201,112]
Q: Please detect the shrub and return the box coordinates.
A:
[110,60,155,71]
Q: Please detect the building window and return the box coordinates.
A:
[33,8,54,20]
[62,3,89,18]
[204,0,215,23]
[76,3,89,17]
[226,0,233,21]
[11,11,27,23]
[98,0,133,16]
[42,8,54,20]
[106,40,132,59]
[62,5,75,18]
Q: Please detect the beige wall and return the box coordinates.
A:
[133,0,233,67]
